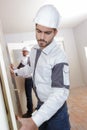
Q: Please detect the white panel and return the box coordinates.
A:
[0,82,9,130]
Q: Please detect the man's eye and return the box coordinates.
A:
[45,31,52,35]
[36,30,41,33]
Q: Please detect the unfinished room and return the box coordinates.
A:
[0,0,87,130]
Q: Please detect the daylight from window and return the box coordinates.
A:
[84,47,87,59]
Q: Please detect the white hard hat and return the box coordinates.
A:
[22,47,29,52]
[34,4,60,29]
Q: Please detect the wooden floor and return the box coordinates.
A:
[67,87,87,130]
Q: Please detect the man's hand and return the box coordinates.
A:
[10,64,14,69]
[17,116,38,130]
[10,67,15,76]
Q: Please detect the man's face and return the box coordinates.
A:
[35,24,57,49]
[22,50,29,57]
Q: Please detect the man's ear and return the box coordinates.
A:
[54,29,58,36]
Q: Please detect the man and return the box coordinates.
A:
[11,47,33,118]
[10,4,70,130]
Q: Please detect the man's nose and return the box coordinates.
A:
[40,32,45,39]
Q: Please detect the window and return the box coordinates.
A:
[84,47,87,59]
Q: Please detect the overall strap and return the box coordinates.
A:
[33,49,42,103]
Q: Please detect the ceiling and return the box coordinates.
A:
[0,0,87,34]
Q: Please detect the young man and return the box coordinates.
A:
[10,4,70,130]
[11,47,33,118]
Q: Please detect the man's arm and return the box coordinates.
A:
[17,63,25,69]
[32,88,69,126]
[31,62,70,127]
[16,88,69,130]
[10,64,32,78]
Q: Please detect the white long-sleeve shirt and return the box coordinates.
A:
[14,40,70,127]
[20,54,30,66]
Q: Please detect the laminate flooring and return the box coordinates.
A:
[67,87,87,130]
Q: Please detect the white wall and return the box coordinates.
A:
[4,28,84,88]
[58,29,84,87]
[74,20,87,85]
